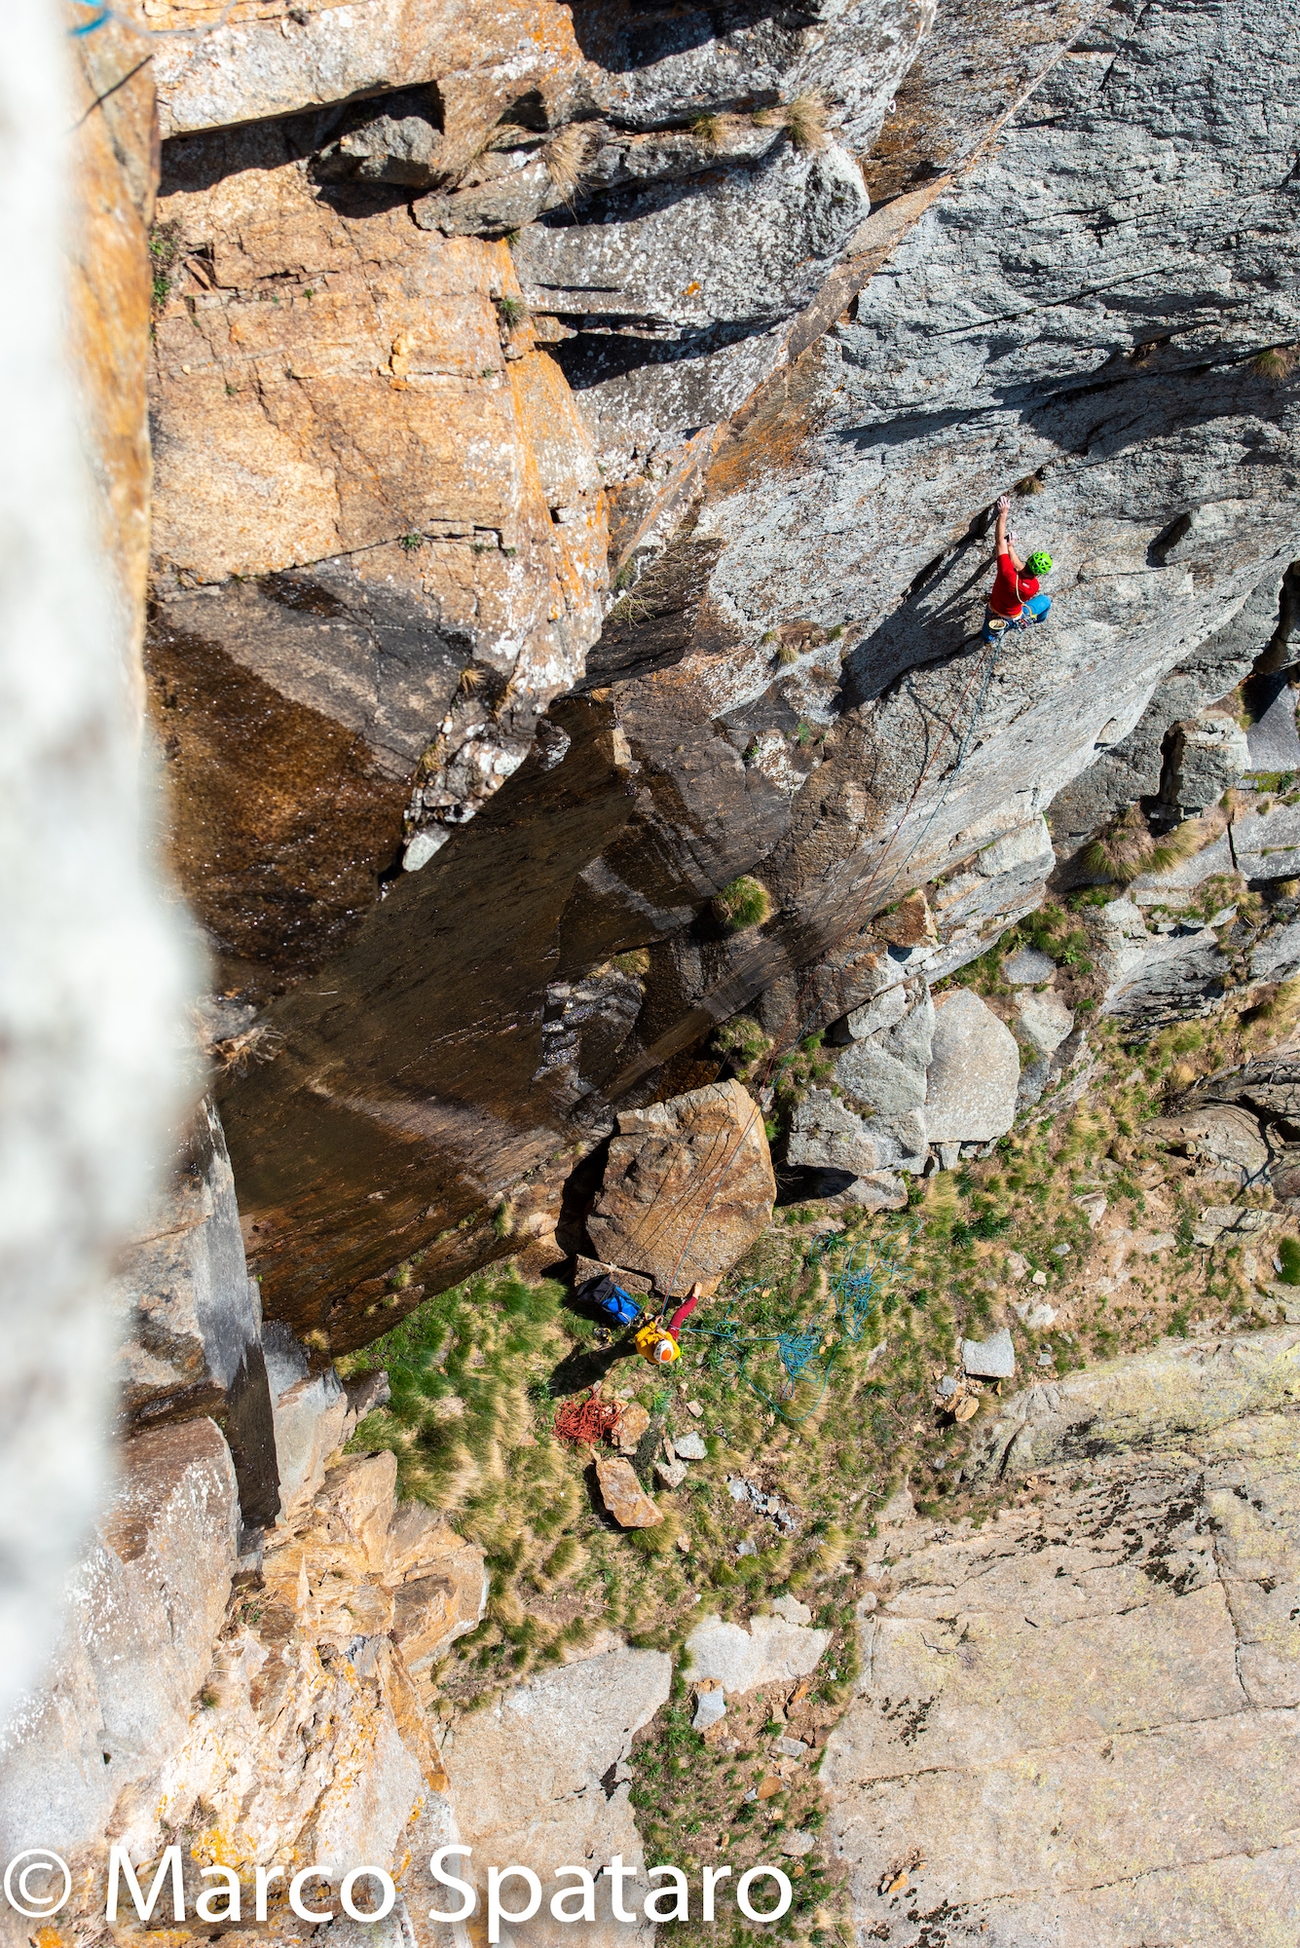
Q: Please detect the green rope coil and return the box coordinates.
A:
[681,1227,912,1422]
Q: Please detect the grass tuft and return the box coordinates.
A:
[1250,345,1299,381]
[712,875,773,932]
[783,89,828,151]
[544,124,594,199]
[1082,805,1218,884]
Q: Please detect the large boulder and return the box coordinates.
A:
[586,1080,775,1295]
[924,988,1021,1147]
[684,1611,831,1694]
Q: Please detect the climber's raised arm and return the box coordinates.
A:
[995,493,1024,571]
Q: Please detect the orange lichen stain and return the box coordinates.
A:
[120,1931,198,1948]
[189,1825,247,1870]
[681,280,701,296]
[33,1928,70,1948]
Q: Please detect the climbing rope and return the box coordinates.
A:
[68,4,112,35]
[553,1392,622,1446]
[679,1227,912,1422]
[650,635,1005,1301]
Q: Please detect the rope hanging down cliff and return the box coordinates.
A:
[613,634,1005,1302]
[650,633,1006,1316]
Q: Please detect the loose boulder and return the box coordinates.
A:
[925,989,1021,1146]
[962,1327,1017,1379]
[596,1455,662,1528]
[586,1079,775,1295]
[1014,988,1075,1057]
[614,1401,652,1453]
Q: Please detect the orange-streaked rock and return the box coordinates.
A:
[66,6,157,717]
[148,0,587,149]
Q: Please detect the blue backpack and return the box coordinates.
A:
[584,1274,643,1329]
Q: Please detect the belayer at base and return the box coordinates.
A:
[982,492,1053,642]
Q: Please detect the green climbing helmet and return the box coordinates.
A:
[1026,550,1053,577]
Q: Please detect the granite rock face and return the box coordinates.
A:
[112,1097,279,1530]
[150,0,588,144]
[149,116,606,987]
[820,1327,1300,1945]
[202,0,1300,1342]
[444,1645,672,1948]
[0,1420,241,1862]
[962,1325,1300,1486]
[0,1388,488,1940]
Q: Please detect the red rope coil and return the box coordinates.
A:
[553,1393,621,1446]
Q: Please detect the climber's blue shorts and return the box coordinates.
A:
[981,592,1050,643]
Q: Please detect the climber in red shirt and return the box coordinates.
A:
[982,494,1053,643]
